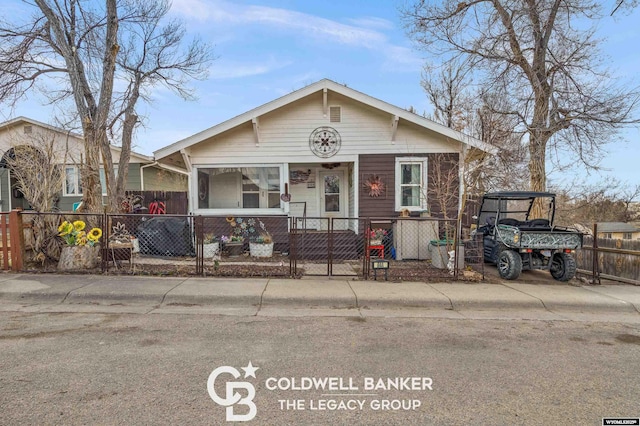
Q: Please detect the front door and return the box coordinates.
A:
[319,170,346,230]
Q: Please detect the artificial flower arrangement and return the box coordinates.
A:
[369,228,388,241]
[226,216,271,243]
[204,233,219,244]
[58,220,102,246]
[221,235,244,243]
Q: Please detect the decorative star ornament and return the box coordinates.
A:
[242,361,259,378]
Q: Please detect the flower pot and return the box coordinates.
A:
[225,242,244,257]
[131,238,140,253]
[58,245,99,271]
[203,242,220,258]
[249,242,274,258]
[370,239,382,246]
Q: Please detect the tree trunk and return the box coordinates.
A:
[528,132,550,218]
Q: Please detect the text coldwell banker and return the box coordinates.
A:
[265,377,433,391]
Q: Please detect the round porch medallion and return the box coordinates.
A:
[309,126,341,158]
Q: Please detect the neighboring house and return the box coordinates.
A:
[0,116,187,211]
[154,79,493,226]
[596,222,640,240]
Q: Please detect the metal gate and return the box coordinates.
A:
[289,217,364,277]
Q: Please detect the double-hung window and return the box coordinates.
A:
[64,165,82,196]
[395,157,427,211]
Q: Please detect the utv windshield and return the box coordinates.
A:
[477,192,555,228]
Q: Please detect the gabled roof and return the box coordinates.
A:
[0,116,84,139]
[154,78,496,160]
[0,116,153,163]
[596,222,640,233]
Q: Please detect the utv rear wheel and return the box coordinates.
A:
[550,252,577,281]
[498,250,522,280]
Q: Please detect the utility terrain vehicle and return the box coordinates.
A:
[475,192,582,281]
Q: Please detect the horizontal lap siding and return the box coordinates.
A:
[359,153,460,218]
[359,154,396,218]
[188,93,459,164]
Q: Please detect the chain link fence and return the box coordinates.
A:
[13,211,482,281]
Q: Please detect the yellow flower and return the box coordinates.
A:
[77,236,87,246]
[58,221,72,236]
[73,220,86,231]
[87,228,102,241]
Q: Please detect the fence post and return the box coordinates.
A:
[195,215,204,276]
[9,209,24,272]
[592,223,600,285]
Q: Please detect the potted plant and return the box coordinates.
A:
[369,228,388,246]
[203,233,220,258]
[249,233,274,258]
[222,235,244,256]
[57,220,102,270]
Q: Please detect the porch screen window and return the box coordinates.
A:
[198,166,281,210]
[395,157,427,211]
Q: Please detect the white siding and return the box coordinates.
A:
[186,92,459,165]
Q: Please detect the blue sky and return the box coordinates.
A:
[3,0,639,190]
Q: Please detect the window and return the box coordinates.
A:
[65,166,118,196]
[64,166,82,196]
[623,232,632,240]
[395,157,427,211]
[197,166,282,210]
[99,166,118,196]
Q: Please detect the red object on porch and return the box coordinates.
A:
[367,244,384,259]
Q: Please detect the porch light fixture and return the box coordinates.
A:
[371,259,390,281]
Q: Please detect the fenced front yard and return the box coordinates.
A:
[1,210,484,282]
[5,210,635,284]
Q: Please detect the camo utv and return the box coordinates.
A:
[475,192,583,281]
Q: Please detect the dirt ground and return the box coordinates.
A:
[23,251,486,282]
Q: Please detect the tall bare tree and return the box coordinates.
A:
[0,0,212,212]
[403,0,640,215]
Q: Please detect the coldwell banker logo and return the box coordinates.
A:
[208,362,433,422]
[207,362,259,422]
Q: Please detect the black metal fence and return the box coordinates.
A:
[13,211,483,280]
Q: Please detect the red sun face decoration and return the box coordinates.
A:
[364,175,385,197]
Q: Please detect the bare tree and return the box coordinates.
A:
[0,0,212,212]
[422,61,528,195]
[553,178,640,224]
[403,0,640,215]
[4,129,70,261]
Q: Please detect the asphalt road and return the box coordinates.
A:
[1,312,639,425]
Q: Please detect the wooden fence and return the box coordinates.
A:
[576,232,640,285]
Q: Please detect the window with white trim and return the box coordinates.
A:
[197,166,282,210]
[64,165,82,196]
[395,157,427,211]
[100,166,118,196]
[65,166,118,196]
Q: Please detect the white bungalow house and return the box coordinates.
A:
[155,79,492,216]
[0,116,188,212]
[154,79,493,256]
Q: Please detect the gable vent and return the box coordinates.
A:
[23,125,32,134]
[329,106,341,123]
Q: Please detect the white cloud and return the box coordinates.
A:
[346,16,395,31]
[171,0,387,49]
[209,58,293,79]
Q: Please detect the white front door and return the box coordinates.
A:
[319,170,346,229]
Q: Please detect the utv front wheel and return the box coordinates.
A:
[498,250,522,280]
[550,252,577,281]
